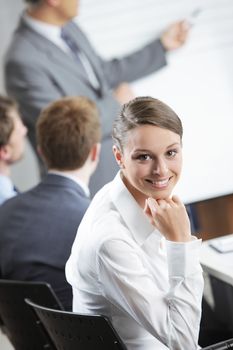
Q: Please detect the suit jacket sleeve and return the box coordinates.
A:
[100,39,167,89]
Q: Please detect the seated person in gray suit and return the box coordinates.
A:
[0,95,27,205]
[0,96,101,310]
[4,0,190,194]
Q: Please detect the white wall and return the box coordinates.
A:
[0,0,40,191]
[0,0,24,93]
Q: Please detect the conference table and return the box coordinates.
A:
[200,234,233,287]
[200,234,233,332]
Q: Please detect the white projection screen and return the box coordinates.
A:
[78,0,233,204]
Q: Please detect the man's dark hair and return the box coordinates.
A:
[0,96,18,147]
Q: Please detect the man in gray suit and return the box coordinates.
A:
[4,0,189,194]
[0,96,101,310]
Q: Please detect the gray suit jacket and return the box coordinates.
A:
[0,174,90,310]
[4,17,167,192]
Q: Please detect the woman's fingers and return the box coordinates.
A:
[147,197,158,214]
[171,195,183,205]
[145,196,191,241]
[144,199,157,225]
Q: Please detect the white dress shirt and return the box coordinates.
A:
[66,172,203,350]
[0,175,17,205]
[23,12,69,53]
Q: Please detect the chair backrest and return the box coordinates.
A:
[0,279,63,350]
[26,298,127,350]
[202,338,233,349]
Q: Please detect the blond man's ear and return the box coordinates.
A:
[36,145,44,161]
[90,143,101,163]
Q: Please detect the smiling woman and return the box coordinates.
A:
[112,97,183,207]
[112,97,190,243]
[66,96,204,350]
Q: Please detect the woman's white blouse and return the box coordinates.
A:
[66,172,203,350]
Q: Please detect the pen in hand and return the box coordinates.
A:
[186,8,202,27]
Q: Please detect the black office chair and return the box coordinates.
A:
[0,279,64,350]
[202,338,233,349]
[26,298,127,350]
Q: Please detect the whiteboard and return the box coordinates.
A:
[78,0,233,203]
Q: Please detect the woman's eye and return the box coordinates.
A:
[167,149,177,157]
[137,154,151,161]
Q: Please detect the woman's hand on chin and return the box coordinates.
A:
[144,196,192,242]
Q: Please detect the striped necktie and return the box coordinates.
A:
[61,28,99,90]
